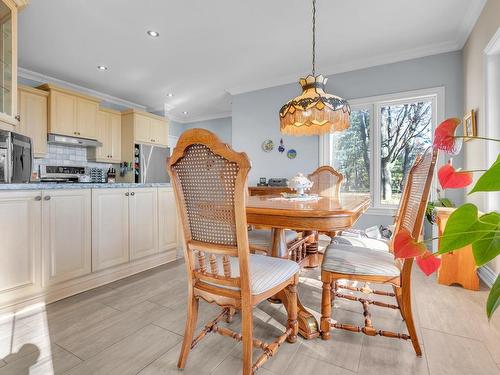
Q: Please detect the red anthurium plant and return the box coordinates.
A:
[432,118,500,319]
[438,162,473,189]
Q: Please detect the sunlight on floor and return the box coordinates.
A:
[0,303,55,374]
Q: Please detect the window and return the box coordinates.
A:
[321,88,442,212]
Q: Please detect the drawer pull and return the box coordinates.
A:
[125,192,129,196]
[130,192,135,196]
[34,196,41,201]
[44,196,51,201]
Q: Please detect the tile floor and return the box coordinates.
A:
[0,258,499,375]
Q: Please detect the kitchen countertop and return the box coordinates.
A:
[0,182,171,190]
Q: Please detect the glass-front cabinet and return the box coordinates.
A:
[0,0,22,130]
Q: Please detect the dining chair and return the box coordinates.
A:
[307,166,344,242]
[308,165,344,199]
[248,228,309,263]
[319,147,437,356]
[168,129,299,375]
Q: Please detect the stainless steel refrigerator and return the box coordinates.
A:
[134,144,170,183]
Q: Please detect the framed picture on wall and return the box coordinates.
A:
[463,109,477,141]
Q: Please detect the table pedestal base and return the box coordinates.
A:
[276,289,320,340]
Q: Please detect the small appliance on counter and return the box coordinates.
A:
[0,130,32,183]
[39,165,87,183]
[134,143,170,183]
[257,177,267,186]
[89,167,106,183]
[268,178,288,187]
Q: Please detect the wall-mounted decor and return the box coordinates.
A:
[287,149,297,159]
[463,110,477,141]
[261,139,274,152]
[278,138,285,153]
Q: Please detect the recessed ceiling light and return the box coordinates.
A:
[97,65,108,71]
[167,93,174,97]
[182,111,188,115]
[147,30,160,37]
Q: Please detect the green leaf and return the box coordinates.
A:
[472,231,500,266]
[439,204,496,253]
[487,275,500,320]
[470,153,500,194]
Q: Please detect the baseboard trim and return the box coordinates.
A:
[478,265,498,287]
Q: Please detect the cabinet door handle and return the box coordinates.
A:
[34,196,41,201]
[44,196,51,201]
[125,192,129,196]
[15,115,21,121]
[130,192,135,196]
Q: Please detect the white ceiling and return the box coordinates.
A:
[19,0,485,123]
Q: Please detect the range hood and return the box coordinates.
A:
[47,134,102,148]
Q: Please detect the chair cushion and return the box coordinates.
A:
[322,243,400,277]
[248,229,298,250]
[201,254,299,295]
[332,235,390,252]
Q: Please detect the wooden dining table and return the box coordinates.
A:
[246,193,370,339]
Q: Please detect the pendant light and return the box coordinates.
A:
[279,0,350,136]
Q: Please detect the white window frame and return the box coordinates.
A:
[320,87,445,215]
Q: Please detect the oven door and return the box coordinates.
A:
[11,133,32,183]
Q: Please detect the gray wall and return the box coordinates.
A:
[232,51,464,195]
[170,117,232,145]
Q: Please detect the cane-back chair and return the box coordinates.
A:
[308,166,344,199]
[168,129,299,375]
[307,166,344,241]
[248,228,309,263]
[320,147,437,356]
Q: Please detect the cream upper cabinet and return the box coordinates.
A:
[134,114,152,144]
[18,86,48,158]
[129,187,158,260]
[42,189,92,286]
[88,108,121,163]
[151,118,168,146]
[0,0,18,131]
[158,187,178,260]
[50,89,77,136]
[76,97,98,139]
[38,84,100,139]
[92,188,130,271]
[0,190,42,304]
[121,109,169,147]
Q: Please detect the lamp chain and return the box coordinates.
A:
[312,0,316,76]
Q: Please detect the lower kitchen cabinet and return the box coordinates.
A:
[158,187,178,258]
[42,189,92,286]
[0,191,42,301]
[92,188,130,271]
[129,188,158,260]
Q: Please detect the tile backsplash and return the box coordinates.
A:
[33,144,113,174]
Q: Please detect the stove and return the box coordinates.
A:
[39,165,87,183]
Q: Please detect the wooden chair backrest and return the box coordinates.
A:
[168,129,252,295]
[308,166,344,199]
[391,147,438,259]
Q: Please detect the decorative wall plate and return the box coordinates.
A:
[287,149,297,159]
[262,139,274,152]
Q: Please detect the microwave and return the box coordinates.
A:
[0,130,32,183]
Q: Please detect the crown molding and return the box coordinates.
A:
[457,0,487,49]
[227,40,460,95]
[18,67,147,111]
[167,111,232,124]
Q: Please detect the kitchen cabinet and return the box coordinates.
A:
[17,85,48,158]
[42,189,92,286]
[129,187,158,260]
[0,190,42,301]
[158,187,178,259]
[92,188,130,271]
[76,97,98,139]
[38,84,100,140]
[88,108,122,163]
[121,109,169,146]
